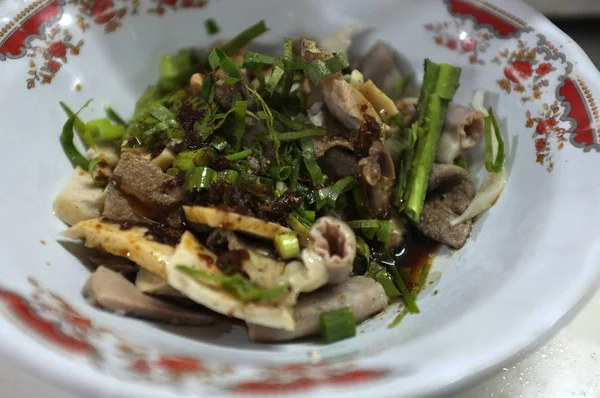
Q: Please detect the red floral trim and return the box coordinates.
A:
[0,289,93,354]
[426,3,599,171]
[231,369,389,394]
[446,0,530,38]
[560,78,597,148]
[0,280,391,394]
[0,0,64,60]
[1,0,208,88]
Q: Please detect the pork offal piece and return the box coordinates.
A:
[247,276,387,342]
[415,164,476,249]
[436,103,485,164]
[309,216,356,284]
[84,266,213,326]
[105,153,183,228]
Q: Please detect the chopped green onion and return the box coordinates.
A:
[225,148,252,161]
[327,176,357,209]
[87,156,103,176]
[221,20,268,56]
[346,220,392,244]
[204,18,220,35]
[201,73,215,102]
[217,169,240,184]
[282,37,294,95]
[287,214,310,243]
[356,236,370,261]
[388,307,409,328]
[307,52,350,83]
[173,148,216,171]
[149,103,176,124]
[274,233,300,259]
[86,118,125,142]
[268,166,291,181]
[485,107,505,173]
[376,220,392,243]
[387,264,419,314]
[87,156,106,187]
[299,138,325,187]
[261,128,325,142]
[158,48,198,92]
[232,100,248,150]
[272,109,305,131]
[59,101,94,148]
[288,155,301,190]
[411,262,432,297]
[266,65,285,92]
[208,48,241,85]
[376,268,401,298]
[60,99,93,169]
[275,180,288,193]
[244,52,283,67]
[185,167,217,191]
[105,106,127,126]
[210,136,230,152]
[346,220,384,229]
[319,307,356,344]
[283,37,293,61]
[177,266,287,302]
[296,208,315,223]
[165,167,179,176]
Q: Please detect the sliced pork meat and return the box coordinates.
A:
[388,212,408,249]
[436,103,485,164]
[414,164,476,249]
[105,153,183,229]
[355,41,402,97]
[88,252,138,276]
[317,147,359,180]
[395,97,418,126]
[308,216,356,284]
[322,77,382,132]
[358,141,396,219]
[247,276,387,342]
[84,266,213,326]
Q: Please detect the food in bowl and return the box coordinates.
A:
[56,20,506,343]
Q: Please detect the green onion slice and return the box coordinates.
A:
[185,167,217,191]
[221,20,268,56]
[319,307,356,344]
[60,99,93,169]
[274,233,300,260]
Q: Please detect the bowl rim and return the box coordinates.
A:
[1,0,600,397]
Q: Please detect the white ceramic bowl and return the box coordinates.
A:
[1,1,600,397]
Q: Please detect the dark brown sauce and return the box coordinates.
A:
[393,230,439,290]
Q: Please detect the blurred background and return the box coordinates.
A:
[528,0,600,64]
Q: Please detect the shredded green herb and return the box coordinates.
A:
[204,18,220,35]
[60,99,93,169]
